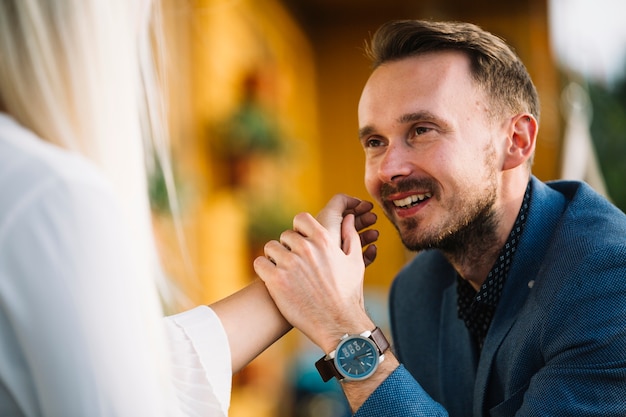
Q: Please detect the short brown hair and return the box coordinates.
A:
[365,20,540,122]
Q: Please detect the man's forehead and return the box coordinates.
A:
[359,51,476,108]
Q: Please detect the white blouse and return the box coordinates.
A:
[0,113,231,416]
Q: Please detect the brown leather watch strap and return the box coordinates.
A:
[370,327,390,354]
[315,355,343,382]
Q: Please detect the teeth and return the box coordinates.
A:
[393,193,432,208]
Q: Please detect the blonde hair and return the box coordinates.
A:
[0,0,179,397]
[0,0,183,404]
[0,0,179,298]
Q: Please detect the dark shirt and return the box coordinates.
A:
[457,181,532,349]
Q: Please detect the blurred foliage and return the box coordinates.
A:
[213,72,284,163]
[246,196,295,250]
[216,101,284,158]
[586,65,626,212]
[149,160,171,214]
[148,155,181,215]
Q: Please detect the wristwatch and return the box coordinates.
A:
[315,327,390,382]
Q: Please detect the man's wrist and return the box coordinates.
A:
[318,317,376,354]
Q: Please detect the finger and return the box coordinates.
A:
[292,212,318,239]
[323,194,363,216]
[359,228,379,247]
[253,255,276,282]
[278,229,302,252]
[340,214,362,257]
[316,194,361,244]
[348,199,374,216]
[354,212,378,233]
[263,239,289,265]
[363,244,378,267]
[280,239,291,251]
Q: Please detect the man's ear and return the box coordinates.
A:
[502,113,538,171]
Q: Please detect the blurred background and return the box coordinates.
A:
[151,0,626,415]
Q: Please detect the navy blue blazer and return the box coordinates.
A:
[356,177,626,417]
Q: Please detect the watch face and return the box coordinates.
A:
[334,335,379,381]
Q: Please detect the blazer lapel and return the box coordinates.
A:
[473,178,567,415]
[440,285,477,416]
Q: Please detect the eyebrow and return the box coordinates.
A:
[358,110,443,139]
[358,125,376,140]
[398,111,440,125]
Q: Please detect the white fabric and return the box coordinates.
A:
[0,113,231,416]
[165,307,231,416]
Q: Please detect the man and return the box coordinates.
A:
[254,20,626,416]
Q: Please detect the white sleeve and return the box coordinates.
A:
[164,306,232,417]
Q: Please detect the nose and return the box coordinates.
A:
[376,140,413,183]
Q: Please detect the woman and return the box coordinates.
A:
[0,1,377,415]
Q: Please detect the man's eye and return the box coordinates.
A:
[414,126,430,136]
[365,137,384,148]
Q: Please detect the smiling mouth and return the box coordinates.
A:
[392,192,432,209]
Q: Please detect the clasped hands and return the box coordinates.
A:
[254,194,379,354]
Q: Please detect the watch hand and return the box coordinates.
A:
[354,352,373,360]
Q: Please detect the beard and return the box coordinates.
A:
[382,173,500,260]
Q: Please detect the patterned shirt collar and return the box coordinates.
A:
[457,180,532,349]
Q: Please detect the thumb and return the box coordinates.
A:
[341,214,362,257]
[316,194,351,247]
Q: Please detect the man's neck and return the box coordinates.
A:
[434,199,504,290]
[444,234,504,291]
[448,178,531,290]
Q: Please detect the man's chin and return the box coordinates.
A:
[398,229,433,252]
